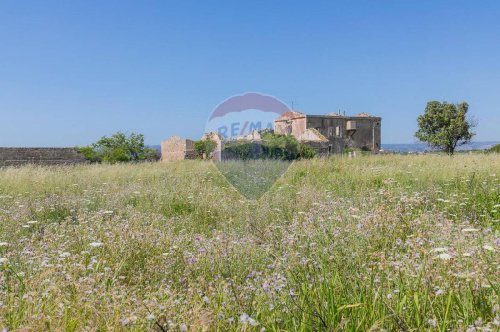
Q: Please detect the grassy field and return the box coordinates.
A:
[0,154,499,331]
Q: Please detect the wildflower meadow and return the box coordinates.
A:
[0,154,499,331]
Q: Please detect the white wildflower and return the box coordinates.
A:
[202,296,210,304]
[0,257,8,264]
[59,252,71,258]
[248,317,259,326]
[461,228,479,233]
[27,220,38,224]
[0,242,8,247]
[146,313,155,321]
[89,242,104,248]
[482,245,495,252]
[437,253,452,260]
[179,324,188,332]
[430,247,448,253]
[240,313,258,326]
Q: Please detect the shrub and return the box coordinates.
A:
[223,141,254,160]
[298,143,317,159]
[261,132,300,160]
[488,144,500,153]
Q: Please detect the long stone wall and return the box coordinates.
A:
[0,148,89,166]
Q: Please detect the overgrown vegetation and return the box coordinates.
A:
[0,155,498,331]
[194,139,217,159]
[77,132,159,163]
[223,133,317,160]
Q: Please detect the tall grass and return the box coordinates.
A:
[0,154,498,330]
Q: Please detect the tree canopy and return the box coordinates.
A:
[415,101,475,155]
[77,132,159,163]
[193,139,217,159]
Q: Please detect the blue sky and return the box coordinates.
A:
[1,1,499,146]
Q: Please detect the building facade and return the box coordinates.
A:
[274,111,381,154]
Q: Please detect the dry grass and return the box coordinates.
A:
[0,154,499,331]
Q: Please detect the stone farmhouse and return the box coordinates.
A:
[160,111,381,161]
[274,111,381,154]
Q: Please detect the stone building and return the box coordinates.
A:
[161,133,224,162]
[160,112,381,161]
[160,136,196,161]
[274,111,381,154]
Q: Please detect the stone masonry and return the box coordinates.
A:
[0,148,89,166]
[160,136,197,161]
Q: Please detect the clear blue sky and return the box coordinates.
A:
[1,1,499,146]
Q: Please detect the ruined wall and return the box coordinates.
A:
[307,116,344,135]
[161,136,196,161]
[302,141,331,155]
[305,116,381,153]
[0,148,88,166]
[274,117,307,138]
[345,117,381,151]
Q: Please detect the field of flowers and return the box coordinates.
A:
[0,154,499,331]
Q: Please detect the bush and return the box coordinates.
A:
[77,132,159,164]
[298,143,317,159]
[488,144,500,153]
[261,132,315,160]
[223,141,254,160]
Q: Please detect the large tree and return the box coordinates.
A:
[415,101,475,155]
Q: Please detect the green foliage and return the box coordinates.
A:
[194,139,217,159]
[298,142,317,159]
[77,132,159,164]
[415,101,475,155]
[262,133,299,160]
[261,132,315,160]
[223,141,254,160]
[76,146,100,163]
[487,144,500,153]
[222,134,316,161]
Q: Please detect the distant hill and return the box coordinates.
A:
[382,141,500,153]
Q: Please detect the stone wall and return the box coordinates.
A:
[0,148,89,166]
[161,136,196,161]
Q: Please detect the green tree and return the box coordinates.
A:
[77,132,159,163]
[415,101,475,155]
[194,139,217,159]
